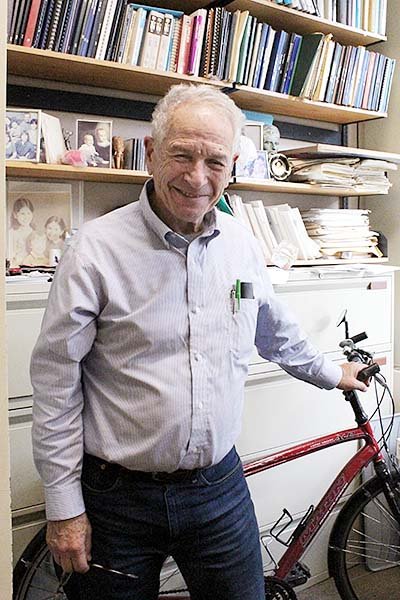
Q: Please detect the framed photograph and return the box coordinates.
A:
[243,121,264,151]
[6,108,41,162]
[7,181,72,267]
[236,150,270,180]
[41,112,67,164]
[76,119,112,168]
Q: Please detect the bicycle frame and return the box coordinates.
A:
[243,418,383,581]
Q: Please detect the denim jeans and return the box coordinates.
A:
[65,447,265,600]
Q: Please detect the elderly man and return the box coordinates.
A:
[31,84,365,600]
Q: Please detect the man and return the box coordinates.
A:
[31,84,366,600]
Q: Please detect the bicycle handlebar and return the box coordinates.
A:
[339,330,380,383]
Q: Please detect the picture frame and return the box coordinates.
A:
[41,112,67,164]
[236,150,270,180]
[243,121,264,151]
[6,108,41,163]
[76,119,113,168]
[7,181,72,267]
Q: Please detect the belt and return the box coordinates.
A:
[83,447,236,485]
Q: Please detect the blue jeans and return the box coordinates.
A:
[65,447,265,599]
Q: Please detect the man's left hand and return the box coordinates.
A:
[336,362,369,392]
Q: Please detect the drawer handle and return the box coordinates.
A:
[367,281,387,290]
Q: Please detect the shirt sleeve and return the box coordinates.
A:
[31,244,101,520]
[255,269,342,390]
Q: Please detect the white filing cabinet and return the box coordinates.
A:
[7,279,50,565]
[8,270,395,583]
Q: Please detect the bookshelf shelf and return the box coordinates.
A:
[6,161,149,184]
[6,162,389,198]
[7,45,386,126]
[217,0,387,46]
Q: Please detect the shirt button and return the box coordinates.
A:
[198,402,203,409]
[192,306,201,314]
[194,352,202,362]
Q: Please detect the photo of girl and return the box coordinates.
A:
[45,216,67,252]
[9,197,35,266]
[23,231,49,266]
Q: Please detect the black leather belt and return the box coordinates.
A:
[84,453,200,484]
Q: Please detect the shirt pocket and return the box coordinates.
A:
[230,298,258,360]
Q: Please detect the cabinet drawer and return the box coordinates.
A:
[9,408,44,511]
[12,514,46,566]
[275,277,392,354]
[6,302,46,398]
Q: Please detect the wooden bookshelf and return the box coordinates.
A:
[6,162,390,197]
[217,0,386,46]
[7,45,386,126]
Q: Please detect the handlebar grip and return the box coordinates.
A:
[357,363,380,382]
[350,332,368,344]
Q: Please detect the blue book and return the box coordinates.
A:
[242,15,257,85]
[342,46,360,106]
[77,0,100,56]
[252,23,269,88]
[367,52,383,110]
[280,33,302,95]
[324,43,343,104]
[265,30,290,92]
[371,54,387,111]
[354,49,370,108]
[70,0,90,54]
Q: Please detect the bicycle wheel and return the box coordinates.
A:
[328,474,400,600]
[13,525,66,600]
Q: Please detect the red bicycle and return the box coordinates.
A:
[13,329,400,600]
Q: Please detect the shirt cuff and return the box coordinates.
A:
[44,482,85,521]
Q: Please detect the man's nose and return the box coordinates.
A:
[184,160,208,187]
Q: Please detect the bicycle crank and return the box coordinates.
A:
[264,576,298,600]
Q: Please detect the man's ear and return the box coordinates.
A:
[144,136,154,175]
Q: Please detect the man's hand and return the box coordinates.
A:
[336,362,369,392]
[46,512,92,574]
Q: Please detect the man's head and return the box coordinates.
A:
[145,84,245,235]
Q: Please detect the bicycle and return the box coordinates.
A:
[13,324,400,600]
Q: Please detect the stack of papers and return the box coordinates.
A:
[301,208,383,259]
[289,157,396,193]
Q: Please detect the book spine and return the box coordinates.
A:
[176,14,193,75]
[23,0,42,46]
[105,0,126,62]
[186,13,204,76]
[156,13,173,71]
[33,0,53,48]
[138,11,163,70]
[70,0,89,54]
[17,0,34,45]
[95,0,118,60]
[46,0,64,50]
[86,0,106,57]
[167,15,182,72]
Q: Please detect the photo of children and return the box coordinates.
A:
[7,182,72,268]
[77,119,112,167]
[6,109,41,162]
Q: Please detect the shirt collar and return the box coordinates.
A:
[139,180,221,249]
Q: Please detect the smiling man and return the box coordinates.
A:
[31,84,366,600]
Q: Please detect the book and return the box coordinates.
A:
[69,0,90,54]
[186,9,207,76]
[16,0,34,45]
[176,14,193,75]
[37,0,57,49]
[311,36,335,101]
[247,22,262,88]
[53,0,73,52]
[167,14,182,72]
[47,0,68,51]
[115,3,136,63]
[95,0,118,60]
[236,14,254,84]
[105,0,128,62]
[13,0,31,45]
[22,0,42,46]
[252,23,270,88]
[138,10,164,70]
[125,6,147,65]
[323,42,343,103]
[86,0,108,57]
[264,29,290,92]
[300,33,328,98]
[156,12,174,71]
[280,33,302,95]
[227,10,249,82]
[216,9,231,81]
[59,0,82,53]
[223,9,238,81]
[77,0,100,56]
[199,8,214,78]
[289,33,324,96]
[241,12,257,85]
[243,202,271,261]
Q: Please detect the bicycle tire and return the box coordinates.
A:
[328,474,400,600]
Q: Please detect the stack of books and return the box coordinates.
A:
[230,195,320,263]
[123,137,145,171]
[275,0,387,36]
[7,2,395,112]
[301,208,383,259]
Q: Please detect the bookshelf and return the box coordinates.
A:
[7,45,387,125]
[6,2,394,265]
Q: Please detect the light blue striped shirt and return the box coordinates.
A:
[31,182,341,520]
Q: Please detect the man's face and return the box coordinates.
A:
[145,102,237,234]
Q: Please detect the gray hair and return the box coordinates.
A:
[150,84,246,154]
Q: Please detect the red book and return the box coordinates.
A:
[23,0,42,47]
[176,15,193,75]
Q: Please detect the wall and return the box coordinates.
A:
[359,1,400,392]
[0,1,13,598]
